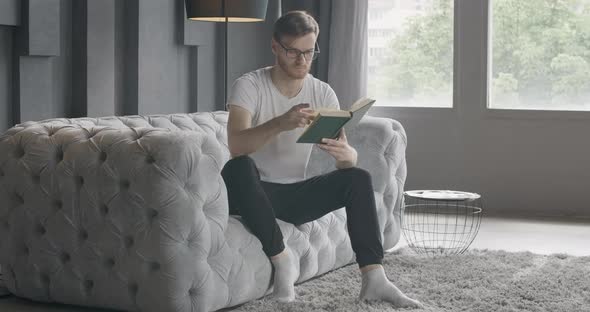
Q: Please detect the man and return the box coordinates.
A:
[221,10,422,308]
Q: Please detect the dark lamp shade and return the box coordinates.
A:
[185,0,269,22]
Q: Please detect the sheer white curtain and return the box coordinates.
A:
[327,0,368,109]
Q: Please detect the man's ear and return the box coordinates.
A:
[270,37,278,56]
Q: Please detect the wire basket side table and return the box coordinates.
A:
[402,190,483,256]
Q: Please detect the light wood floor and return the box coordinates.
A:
[395,216,590,257]
[1,216,589,311]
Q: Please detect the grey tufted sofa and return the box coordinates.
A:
[0,111,407,312]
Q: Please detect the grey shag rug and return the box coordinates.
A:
[229,248,590,312]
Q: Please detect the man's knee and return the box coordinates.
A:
[226,155,256,167]
[341,167,371,180]
[222,155,257,179]
[340,167,373,188]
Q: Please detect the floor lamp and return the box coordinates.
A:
[185,0,269,109]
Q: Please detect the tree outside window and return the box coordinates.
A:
[368,0,453,107]
[491,0,590,110]
[368,0,590,110]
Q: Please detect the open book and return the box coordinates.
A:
[296,97,376,144]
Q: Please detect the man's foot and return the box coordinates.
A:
[270,250,297,302]
[359,266,423,309]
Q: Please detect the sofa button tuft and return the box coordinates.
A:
[52,200,63,211]
[124,236,134,248]
[40,274,50,285]
[14,147,25,158]
[36,224,46,236]
[105,258,115,268]
[150,262,161,272]
[128,283,138,296]
[79,229,89,241]
[60,252,71,264]
[120,180,130,190]
[84,279,94,292]
[100,204,109,216]
[55,148,63,162]
[145,155,156,164]
[14,193,24,205]
[75,176,84,187]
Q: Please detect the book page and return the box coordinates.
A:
[344,98,375,132]
[350,98,375,112]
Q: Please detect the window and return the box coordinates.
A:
[490,0,590,111]
[368,0,454,107]
[369,9,386,20]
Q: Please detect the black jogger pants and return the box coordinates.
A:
[221,155,384,267]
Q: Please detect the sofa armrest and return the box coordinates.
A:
[306,116,407,249]
[0,124,266,312]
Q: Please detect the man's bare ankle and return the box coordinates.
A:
[360,264,382,274]
[270,249,288,261]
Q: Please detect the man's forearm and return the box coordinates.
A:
[229,117,284,157]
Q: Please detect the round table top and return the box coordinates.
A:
[404,190,481,201]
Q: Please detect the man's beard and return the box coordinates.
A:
[278,59,309,79]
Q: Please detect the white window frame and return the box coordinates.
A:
[371,0,590,121]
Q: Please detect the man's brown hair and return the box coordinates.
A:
[273,11,319,42]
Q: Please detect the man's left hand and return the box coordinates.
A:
[316,129,357,169]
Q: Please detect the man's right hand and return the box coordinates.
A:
[278,103,316,131]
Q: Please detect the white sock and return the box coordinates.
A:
[359,266,423,309]
[270,250,297,302]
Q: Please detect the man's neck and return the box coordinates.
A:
[270,66,305,99]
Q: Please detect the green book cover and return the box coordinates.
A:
[296,114,351,144]
[296,97,375,144]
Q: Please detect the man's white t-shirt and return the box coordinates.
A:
[227,66,340,184]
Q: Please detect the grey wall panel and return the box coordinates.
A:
[0,27,13,130]
[182,12,221,112]
[180,0,282,112]
[71,0,87,116]
[54,0,71,119]
[188,47,199,112]
[0,0,20,26]
[18,0,60,56]
[0,0,223,129]
[114,0,125,116]
[227,21,275,82]
[123,0,139,115]
[17,57,55,122]
[86,0,116,117]
[196,44,219,112]
[227,0,278,97]
[136,0,191,115]
[182,10,216,46]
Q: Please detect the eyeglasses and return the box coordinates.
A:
[277,41,320,61]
